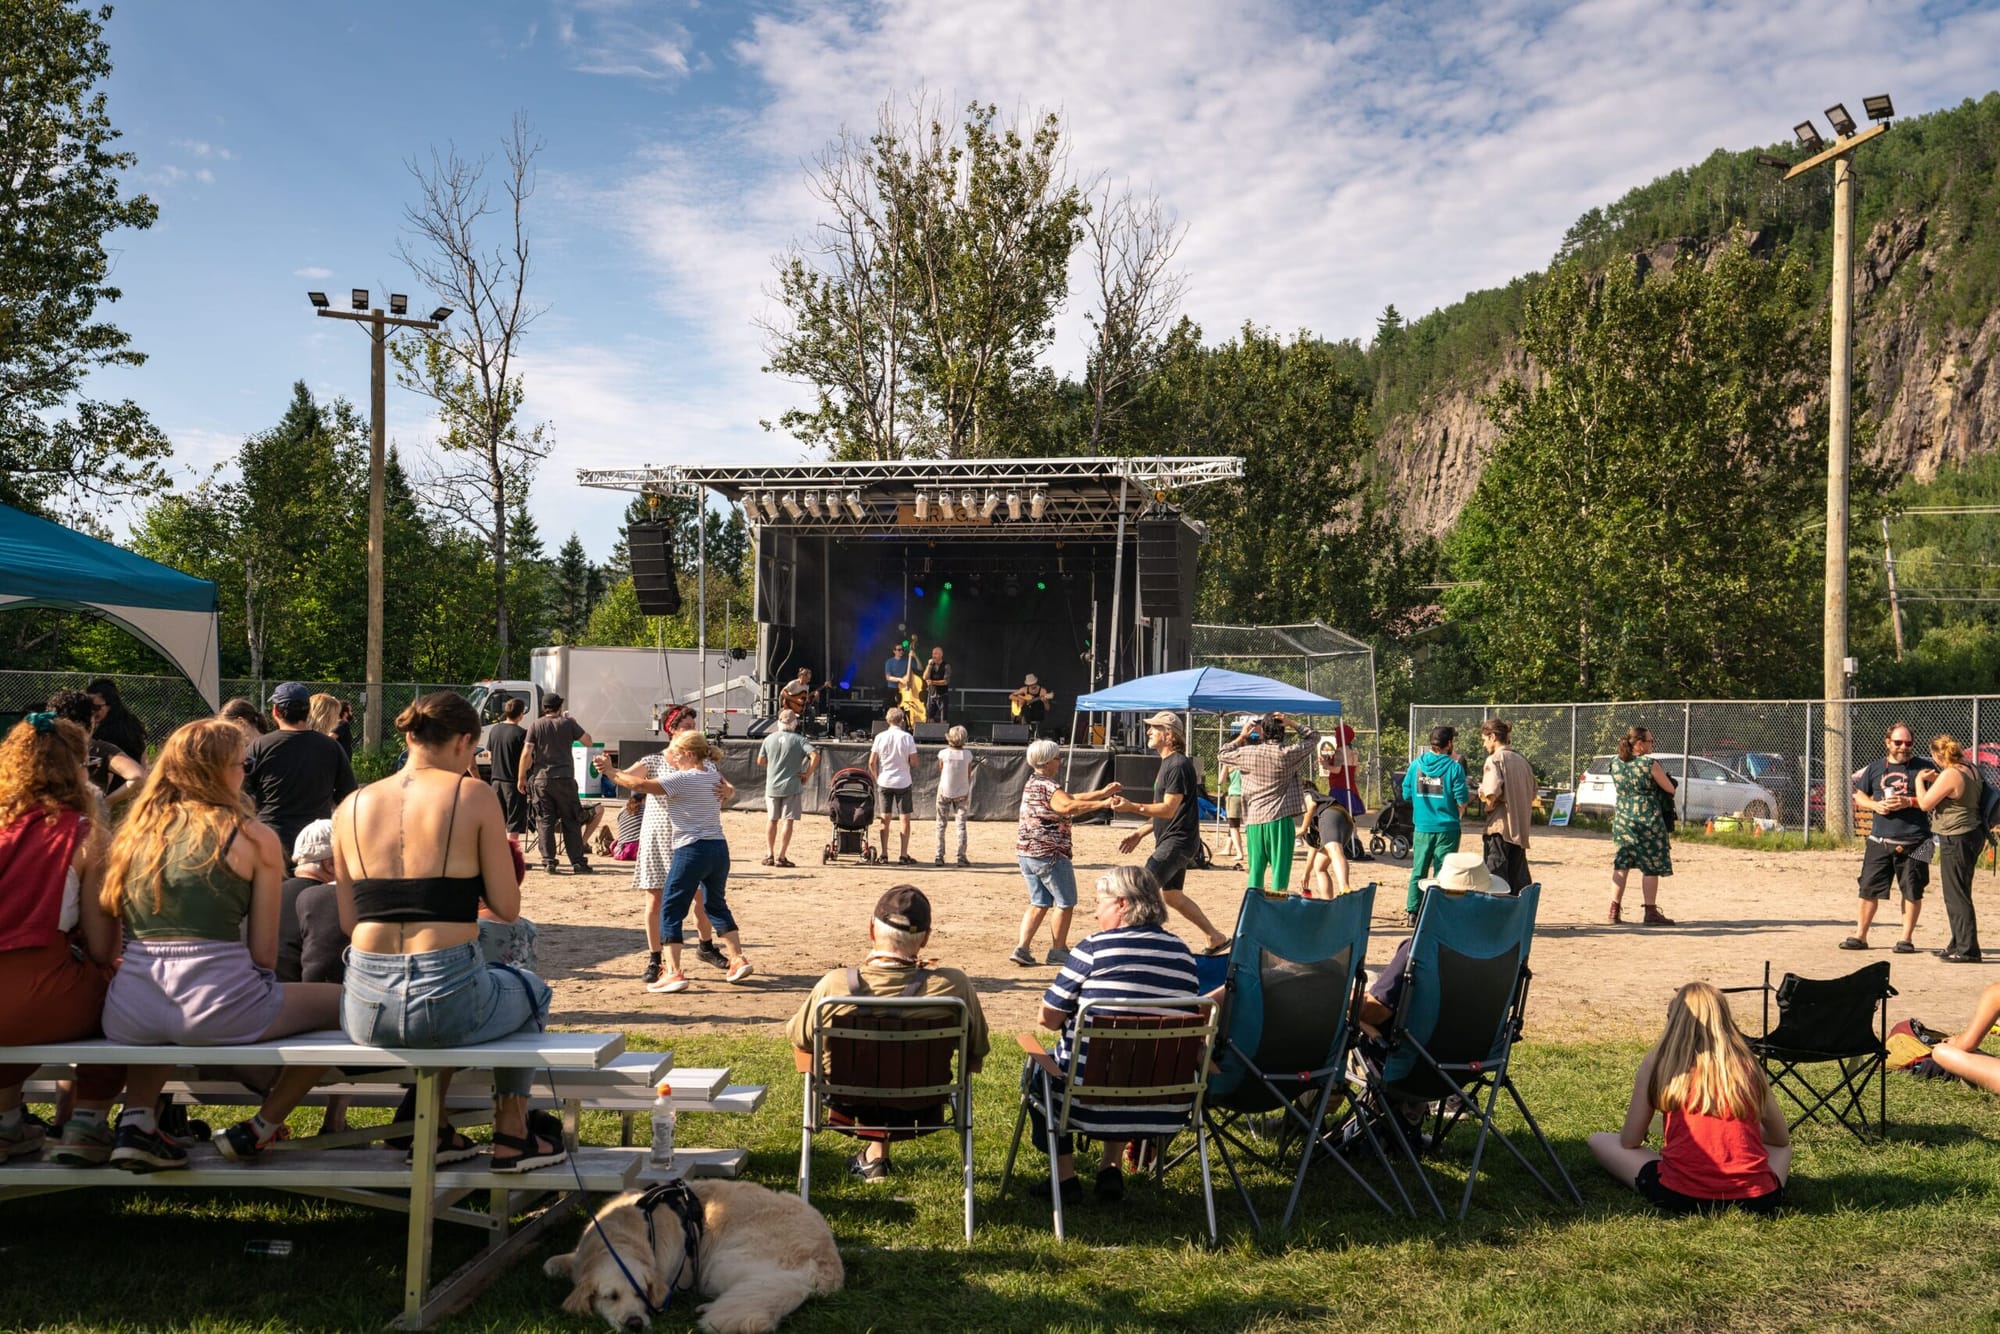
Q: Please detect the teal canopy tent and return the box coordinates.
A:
[0,503,220,706]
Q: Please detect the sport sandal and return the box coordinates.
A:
[491,1129,565,1174]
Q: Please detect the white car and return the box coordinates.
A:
[1574,753,1780,822]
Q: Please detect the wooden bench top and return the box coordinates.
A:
[0,1146,645,1194]
[1,1030,624,1070]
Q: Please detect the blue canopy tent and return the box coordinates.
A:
[1076,666,1341,716]
[0,503,220,707]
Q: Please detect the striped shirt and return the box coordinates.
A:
[654,763,727,848]
[1042,925,1201,1136]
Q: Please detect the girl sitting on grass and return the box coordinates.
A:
[1588,981,1790,1216]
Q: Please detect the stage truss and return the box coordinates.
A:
[1191,621,1384,801]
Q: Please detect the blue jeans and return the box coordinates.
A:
[663,838,735,944]
[340,941,551,1097]
[1018,854,1078,909]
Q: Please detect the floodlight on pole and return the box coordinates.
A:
[351,288,369,311]
[845,491,864,520]
[1825,103,1857,136]
[1794,121,1824,151]
[306,290,329,309]
[803,491,822,519]
[388,293,408,315]
[1863,94,1895,122]
[1755,154,1792,171]
[430,306,453,322]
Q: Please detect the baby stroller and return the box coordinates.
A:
[823,766,880,864]
[1369,771,1414,860]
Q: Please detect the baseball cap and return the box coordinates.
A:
[292,818,334,865]
[270,681,311,709]
[1141,710,1184,736]
[874,885,932,933]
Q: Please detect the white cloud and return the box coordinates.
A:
[194,167,215,185]
[555,0,691,79]
[171,138,234,160]
[294,266,334,280]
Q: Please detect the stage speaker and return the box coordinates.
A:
[913,722,948,742]
[1136,516,1195,620]
[990,724,1032,745]
[871,719,890,737]
[628,523,682,616]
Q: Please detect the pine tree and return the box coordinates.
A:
[552,532,594,643]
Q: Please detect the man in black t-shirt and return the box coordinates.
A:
[485,697,531,835]
[1844,720,1939,952]
[922,646,951,723]
[520,692,593,874]
[1111,710,1230,953]
[245,681,358,861]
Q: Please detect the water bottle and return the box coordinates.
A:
[649,1083,677,1172]
[243,1240,293,1258]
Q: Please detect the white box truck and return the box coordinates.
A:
[467,646,740,775]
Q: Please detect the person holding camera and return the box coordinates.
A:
[1218,711,1320,894]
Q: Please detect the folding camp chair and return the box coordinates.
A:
[1161,884,1394,1230]
[1724,960,1895,1143]
[798,988,974,1240]
[1358,882,1581,1220]
[1002,996,1220,1243]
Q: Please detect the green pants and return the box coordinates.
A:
[1245,816,1297,893]
[1407,828,1461,913]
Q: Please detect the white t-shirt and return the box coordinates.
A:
[938,747,974,800]
[871,727,918,790]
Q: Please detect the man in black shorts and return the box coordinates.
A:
[1111,710,1229,953]
[1843,721,1937,953]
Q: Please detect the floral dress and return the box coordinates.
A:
[1611,755,1673,876]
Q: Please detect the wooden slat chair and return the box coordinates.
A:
[1002,997,1220,1243]
[798,990,974,1240]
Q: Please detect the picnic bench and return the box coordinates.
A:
[0,1030,759,1327]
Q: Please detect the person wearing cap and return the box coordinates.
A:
[1110,711,1231,954]
[519,692,594,875]
[1477,719,1535,893]
[757,708,820,868]
[244,681,357,863]
[1356,852,1511,1053]
[1400,724,1470,927]
[1219,711,1320,895]
[1010,674,1056,735]
[784,886,989,1183]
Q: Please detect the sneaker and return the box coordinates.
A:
[696,940,729,969]
[1404,911,1420,930]
[43,1117,115,1166]
[725,958,756,984]
[1028,1174,1083,1203]
[1094,1165,1125,1202]
[542,861,560,875]
[0,1114,45,1161]
[216,1117,290,1163]
[642,957,663,985]
[1007,945,1036,967]
[647,972,691,994]
[570,862,596,875]
[1937,949,1985,963]
[1044,945,1072,967]
[957,856,972,867]
[110,1119,188,1173]
[897,854,918,866]
[933,855,945,866]
[847,1151,890,1183]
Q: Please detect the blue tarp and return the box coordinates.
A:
[1075,666,1340,715]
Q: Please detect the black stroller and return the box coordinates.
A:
[823,766,880,864]
[1369,770,1414,859]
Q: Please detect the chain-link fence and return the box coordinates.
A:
[1411,696,2000,839]
[0,671,464,756]
[1194,622,1382,800]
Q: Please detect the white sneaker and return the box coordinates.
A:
[646,973,690,994]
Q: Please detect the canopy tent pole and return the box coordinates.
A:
[1108,479,1128,689]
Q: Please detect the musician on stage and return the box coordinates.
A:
[884,639,913,709]
[778,668,826,737]
[922,645,952,723]
[1010,674,1055,736]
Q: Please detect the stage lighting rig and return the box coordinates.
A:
[846,491,865,520]
[1006,491,1022,520]
[780,493,801,519]
[1029,490,1048,520]
[981,491,1001,519]
[915,493,929,520]
[803,491,823,518]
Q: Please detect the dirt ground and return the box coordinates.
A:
[525,813,1999,1043]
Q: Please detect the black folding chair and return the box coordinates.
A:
[1724,960,1895,1142]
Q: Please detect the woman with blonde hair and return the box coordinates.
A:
[597,728,749,994]
[307,692,343,738]
[1915,733,1984,963]
[1588,982,1789,1215]
[100,718,342,1171]
[0,713,123,1164]
[334,691,562,1172]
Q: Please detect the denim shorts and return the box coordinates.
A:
[1018,854,1078,909]
[341,940,552,1097]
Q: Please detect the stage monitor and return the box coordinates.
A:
[991,724,1032,745]
[913,722,948,742]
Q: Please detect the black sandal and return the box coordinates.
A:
[490,1130,566,1174]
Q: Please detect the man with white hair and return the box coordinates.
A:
[785,886,989,1182]
[869,705,920,865]
[757,708,820,868]
[1010,738,1122,967]
[277,818,345,987]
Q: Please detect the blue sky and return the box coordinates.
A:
[88,0,2000,559]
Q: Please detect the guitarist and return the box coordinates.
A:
[1009,674,1055,737]
[777,668,825,735]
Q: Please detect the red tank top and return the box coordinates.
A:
[0,809,86,952]
[1659,1105,1778,1200]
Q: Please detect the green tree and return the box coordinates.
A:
[0,0,169,523]
[1445,244,1877,699]
[550,532,596,643]
[504,503,552,650]
[763,97,1086,459]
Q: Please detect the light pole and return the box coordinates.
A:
[306,289,451,749]
[1772,95,1893,838]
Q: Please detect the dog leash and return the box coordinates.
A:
[591,1180,702,1317]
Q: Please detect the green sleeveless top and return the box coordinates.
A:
[121,823,254,941]
[1931,765,1984,838]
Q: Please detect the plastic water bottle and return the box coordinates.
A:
[649,1083,677,1172]
[243,1240,293,1258]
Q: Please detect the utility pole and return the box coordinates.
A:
[1773,96,1893,839]
[306,289,449,749]
[1881,515,1905,661]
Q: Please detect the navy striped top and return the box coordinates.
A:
[1042,925,1201,1134]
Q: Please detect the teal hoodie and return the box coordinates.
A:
[1403,750,1469,833]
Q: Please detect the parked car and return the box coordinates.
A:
[1574,753,1780,822]
[1707,750,1803,822]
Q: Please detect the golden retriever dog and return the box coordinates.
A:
[545,1179,843,1333]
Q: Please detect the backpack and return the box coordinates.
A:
[1976,763,2000,850]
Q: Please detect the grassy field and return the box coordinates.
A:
[9,1032,2000,1332]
